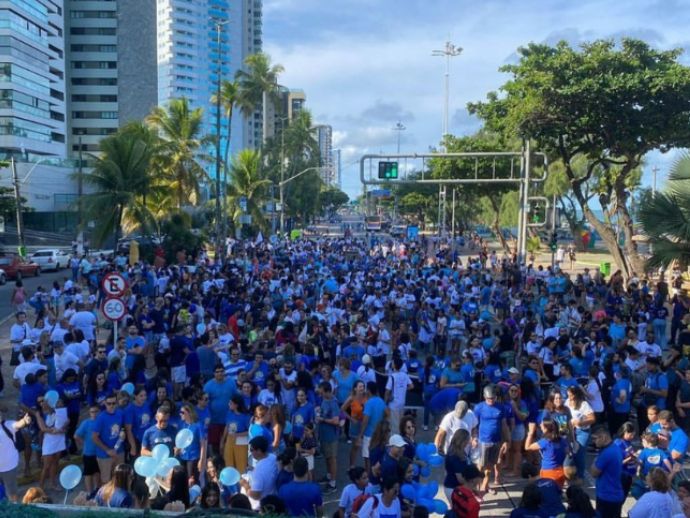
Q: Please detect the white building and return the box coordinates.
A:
[0,0,67,159]
[314,124,335,186]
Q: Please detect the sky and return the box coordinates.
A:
[263,0,690,198]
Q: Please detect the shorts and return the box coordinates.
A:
[304,454,314,471]
[171,365,187,384]
[362,436,372,458]
[0,467,17,497]
[321,440,337,459]
[511,424,526,442]
[83,455,100,476]
[540,466,565,488]
[479,442,501,469]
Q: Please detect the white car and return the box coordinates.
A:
[30,249,69,271]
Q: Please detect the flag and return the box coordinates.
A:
[255,231,264,245]
[298,323,308,344]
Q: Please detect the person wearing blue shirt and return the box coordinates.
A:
[474,385,510,494]
[291,389,315,442]
[203,366,237,455]
[92,393,126,484]
[177,403,207,484]
[658,410,689,462]
[141,407,177,458]
[357,381,387,472]
[440,356,465,388]
[333,359,357,405]
[422,356,442,430]
[75,405,100,493]
[317,382,341,493]
[221,394,251,475]
[95,463,134,508]
[278,456,323,517]
[638,357,669,432]
[125,387,153,455]
[124,324,146,383]
[610,368,632,435]
[591,426,624,518]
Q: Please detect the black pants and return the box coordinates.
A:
[67,411,80,454]
[596,498,623,518]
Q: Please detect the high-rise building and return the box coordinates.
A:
[314,124,335,186]
[0,0,67,159]
[331,148,341,189]
[263,87,305,140]
[65,0,158,156]
[157,0,262,159]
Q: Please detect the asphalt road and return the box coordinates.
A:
[0,267,67,322]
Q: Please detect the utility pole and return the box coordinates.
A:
[214,21,227,262]
[652,165,659,194]
[392,121,406,154]
[432,41,462,145]
[279,125,286,234]
[11,158,25,256]
[77,137,83,227]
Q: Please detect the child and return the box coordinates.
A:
[638,432,672,476]
[74,405,101,493]
[297,422,317,480]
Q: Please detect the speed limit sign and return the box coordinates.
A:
[102,297,126,321]
[102,273,127,297]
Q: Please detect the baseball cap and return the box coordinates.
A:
[387,434,406,448]
[362,354,372,365]
[508,367,520,375]
[453,400,469,418]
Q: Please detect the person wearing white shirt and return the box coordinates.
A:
[53,342,80,382]
[385,357,413,430]
[0,410,32,502]
[50,318,70,345]
[434,400,478,455]
[69,303,97,342]
[64,333,89,363]
[12,348,43,387]
[239,436,279,511]
[357,356,377,386]
[9,312,31,365]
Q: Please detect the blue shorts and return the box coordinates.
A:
[511,423,526,442]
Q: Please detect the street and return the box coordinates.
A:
[0,267,67,322]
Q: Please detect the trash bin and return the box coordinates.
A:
[600,262,611,276]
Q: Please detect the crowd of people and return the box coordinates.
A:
[0,233,689,518]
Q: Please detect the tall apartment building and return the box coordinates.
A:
[65,0,157,156]
[0,0,67,159]
[331,148,341,189]
[314,124,335,186]
[264,87,305,140]
[157,0,262,158]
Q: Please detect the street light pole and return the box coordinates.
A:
[279,166,323,235]
[10,158,24,255]
[277,116,289,235]
[432,41,462,144]
[392,121,406,154]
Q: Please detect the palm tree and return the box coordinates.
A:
[639,152,690,269]
[226,149,271,232]
[146,98,209,208]
[78,127,157,246]
[236,53,284,141]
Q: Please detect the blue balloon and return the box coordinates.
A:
[433,499,449,514]
[401,483,416,500]
[421,466,431,478]
[427,480,439,497]
[45,390,59,409]
[412,464,420,477]
[219,467,241,486]
[121,382,135,396]
[426,443,437,456]
[156,457,180,477]
[152,444,169,462]
[175,428,194,449]
[415,443,426,459]
[428,454,444,467]
[134,456,158,478]
[59,464,82,490]
[418,498,434,510]
[189,485,201,503]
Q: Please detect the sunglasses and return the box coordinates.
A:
[105,401,117,406]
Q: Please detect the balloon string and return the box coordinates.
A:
[64,489,69,505]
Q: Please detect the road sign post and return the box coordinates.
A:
[102,296,126,351]
[102,273,127,298]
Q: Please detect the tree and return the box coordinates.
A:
[146,98,210,208]
[469,38,690,277]
[79,127,157,246]
[236,52,284,141]
[639,152,690,269]
[226,149,272,233]
[319,188,349,217]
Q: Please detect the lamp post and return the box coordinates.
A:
[214,19,229,261]
[10,157,51,256]
[392,121,406,154]
[432,41,462,144]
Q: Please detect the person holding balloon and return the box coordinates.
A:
[124,385,152,458]
[176,403,207,484]
[141,407,177,459]
[33,392,68,490]
[220,394,250,476]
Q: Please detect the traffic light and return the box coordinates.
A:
[549,231,558,252]
[378,161,399,179]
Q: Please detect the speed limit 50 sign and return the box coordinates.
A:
[102,297,126,321]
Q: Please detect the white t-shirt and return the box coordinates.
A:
[439,409,478,452]
[629,490,683,518]
[357,493,401,518]
[0,420,20,472]
[338,483,367,518]
[586,378,604,413]
[42,408,68,456]
[249,453,279,510]
[69,311,97,341]
[386,371,412,410]
[13,360,43,385]
[54,351,80,381]
[10,323,31,350]
[357,365,377,385]
[568,400,594,430]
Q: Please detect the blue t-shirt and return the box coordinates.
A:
[613,438,637,476]
[126,403,154,442]
[291,403,315,441]
[639,447,670,476]
[203,378,236,424]
[75,418,98,456]
[142,424,176,456]
[20,382,44,409]
[57,381,82,415]
[318,397,340,443]
[96,487,133,508]
[474,402,505,443]
[669,427,689,459]
[124,335,145,370]
[196,405,211,433]
[594,443,624,502]
[334,370,357,404]
[429,388,461,415]
[442,367,464,385]
[362,396,386,438]
[537,438,568,469]
[611,378,632,413]
[94,409,125,459]
[179,421,205,461]
[225,410,250,435]
[644,371,669,409]
[277,480,323,517]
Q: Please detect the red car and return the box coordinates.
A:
[0,254,41,280]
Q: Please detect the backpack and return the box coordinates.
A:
[449,486,480,518]
[352,493,378,516]
[1,420,25,453]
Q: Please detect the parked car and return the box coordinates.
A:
[30,249,69,271]
[0,268,6,285]
[0,254,40,279]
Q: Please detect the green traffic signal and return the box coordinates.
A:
[378,161,399,179]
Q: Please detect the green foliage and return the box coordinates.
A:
[639,152,690,269]
[319,188,349,216]
[236,53,284,111]
[469,38,690,274]
[226,149,272,233]
[526,235,542,254]
[160,211,204,263]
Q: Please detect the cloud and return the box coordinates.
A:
[361,100,415,123]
